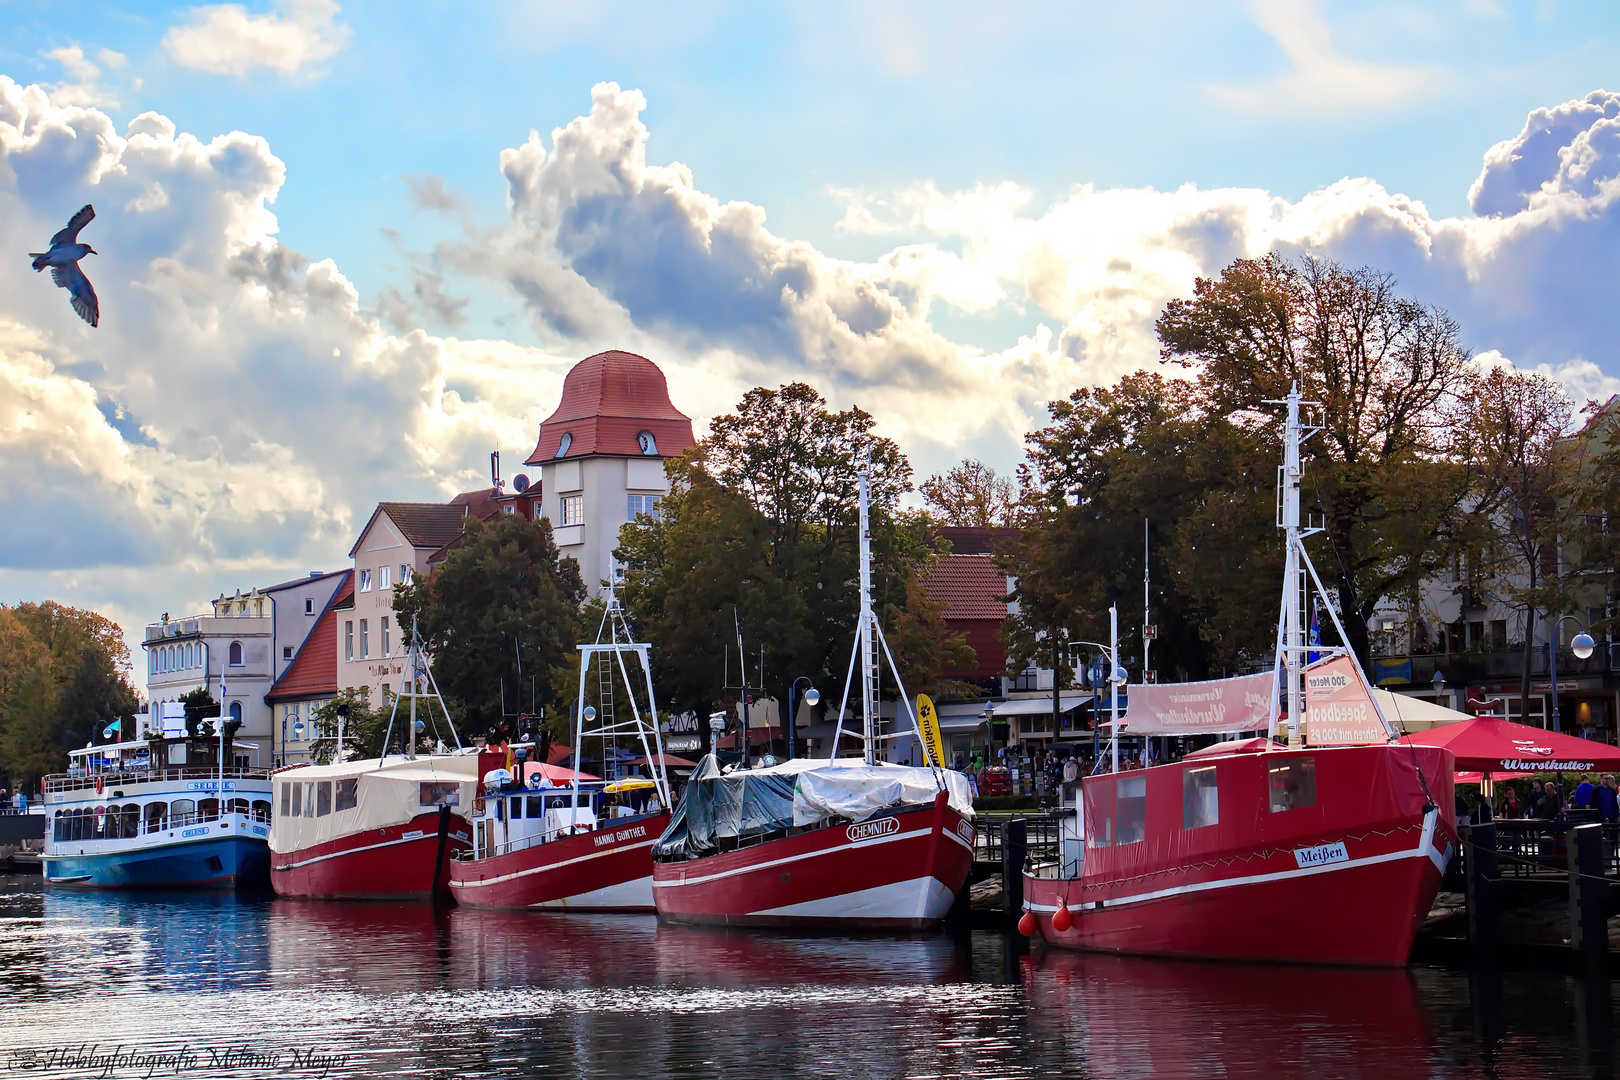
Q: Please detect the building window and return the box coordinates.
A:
[628,494,662,520]
[400,564,413,586]
[503,504,516,515]
[283,646,293,660]
[305,598,315,615]
[229,701,242,723]
[637,430,658,455]
[379,565,391,590]
[228,641,243,666]
[361,620,369,659]
[382,617,391,657]
[359,569,372,592]
[561,495,584,526]
[345,621,354,661]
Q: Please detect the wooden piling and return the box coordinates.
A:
[1464,821,1499,954]
[1002,817,1027,936]
[1570,822,1607,959]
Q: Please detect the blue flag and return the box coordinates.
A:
[1308,600,1321,665]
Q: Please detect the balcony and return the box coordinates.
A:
[1370,643,1619,688]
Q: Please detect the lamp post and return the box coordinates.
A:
[786,679,819,761]
[1546,614,1597,734]
[1431,668,1445,706]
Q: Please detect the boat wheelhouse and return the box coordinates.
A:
[270,618,488,901]
[650,456,976,930]
[41,710,273,890]
[1021,387,1459,967]
[450,584,674,911]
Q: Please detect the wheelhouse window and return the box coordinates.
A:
[303,782,316,818]
[251,800,271,822]
[1183,767,1219,829]
[420,782,461,807]
[316,781,332,817]
[335,778,358,813]
[144,803,168,833]
[171,799,195,825]
[280,783,292,817]
[289,783,302,817]
[1114,775,1147,845]
[1268,758,1317,812]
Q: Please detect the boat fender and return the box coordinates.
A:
[1017,910,1037,937]
[1051,904,1073,932]
[95,776,103,795]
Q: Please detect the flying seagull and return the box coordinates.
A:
[30,204,99,327]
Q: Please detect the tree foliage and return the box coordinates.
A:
[921,459,1018,528]
[0,602,139,786]
[394,514,586,741]
[307,688,393,764]
[619,383,969,737]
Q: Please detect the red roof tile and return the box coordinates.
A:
[525,351,696,464]
[266,571,352,704]
[921,555,1009,621]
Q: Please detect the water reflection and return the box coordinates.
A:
[2,873,1619,1078]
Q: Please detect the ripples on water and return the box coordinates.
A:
[0,873,1614,1078]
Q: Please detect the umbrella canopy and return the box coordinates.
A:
[602,778,658,793]
[1398,717,1620,774]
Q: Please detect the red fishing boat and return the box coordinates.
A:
[269,752,484,900]
[652,459,976,930]
[271,622,487,901]
[450,583,677,911]
[1021,387,1459,966]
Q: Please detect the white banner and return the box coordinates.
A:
[1115,672,1275,735]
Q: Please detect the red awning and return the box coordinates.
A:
[520,761,599,784]
[1397,717,1620,774]
[624,753,699,768]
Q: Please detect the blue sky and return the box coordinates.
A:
[2,0,1620,648]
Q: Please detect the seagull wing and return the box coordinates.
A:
[52,262,99,327]
[50,204,95,247]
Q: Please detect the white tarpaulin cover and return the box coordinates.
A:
[792,764,975,825]
[1117,672,1275,735]
[269,754,481,854]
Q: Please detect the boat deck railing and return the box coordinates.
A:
[50,806,270,844]
[974,812,1065,867]
[1485,815,1620,880]
[42,767,272,795]
[459,810,662,861]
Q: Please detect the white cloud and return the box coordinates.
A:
[4,71,1620,655]
[40,46,119,108]
[163,0,351,78]
[1209,0,1439,114]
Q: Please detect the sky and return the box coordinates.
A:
[3,0,1620,662]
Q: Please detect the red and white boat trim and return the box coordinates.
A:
[652,792,973,930]
[450,813,668,910]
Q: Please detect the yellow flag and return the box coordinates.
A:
[917,693,945,767]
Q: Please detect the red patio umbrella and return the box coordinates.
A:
[623,753,699,768]
[520,761,600,784]
[1397,717,1620,774]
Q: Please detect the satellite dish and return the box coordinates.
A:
[513,474,530,493]
[555,432,572,458]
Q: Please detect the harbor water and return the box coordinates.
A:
[1,873,1616,1079]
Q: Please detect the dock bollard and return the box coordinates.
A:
[1571,822,1608,959]
[1003,817,1027,937]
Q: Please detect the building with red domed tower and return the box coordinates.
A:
[525,350,696,595]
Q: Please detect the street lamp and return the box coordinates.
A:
[1546,614,1597,734]
[786,679,819,762]
[1431,669,1445,701]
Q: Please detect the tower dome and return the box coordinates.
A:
[525,351,695,465]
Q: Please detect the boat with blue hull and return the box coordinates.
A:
[41,713,274,891]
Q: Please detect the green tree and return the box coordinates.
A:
[394,514,586,739]
[1155,253,1473,667]
[920,459,1018,528]
[307,688,393,763]
[0,602,139,786]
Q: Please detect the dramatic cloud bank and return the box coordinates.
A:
[2,74,1618,645]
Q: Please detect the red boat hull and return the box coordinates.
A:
[1022,744,1455,967]
[271,810,471,900]
[449,813,669,911]
[652,792,973,930]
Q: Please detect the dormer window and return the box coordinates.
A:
[637,430,658,455]
[555,432,572,458]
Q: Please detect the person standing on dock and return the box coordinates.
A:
[1574,776,1595,810]
[1600,776,1620,822]
[1499,786,1524,818]
[1534,781,1562,819]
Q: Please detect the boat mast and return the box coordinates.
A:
[857,466,877,766]
[1282,386,1305,748]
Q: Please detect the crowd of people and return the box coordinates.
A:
[1464,775,1620,823]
